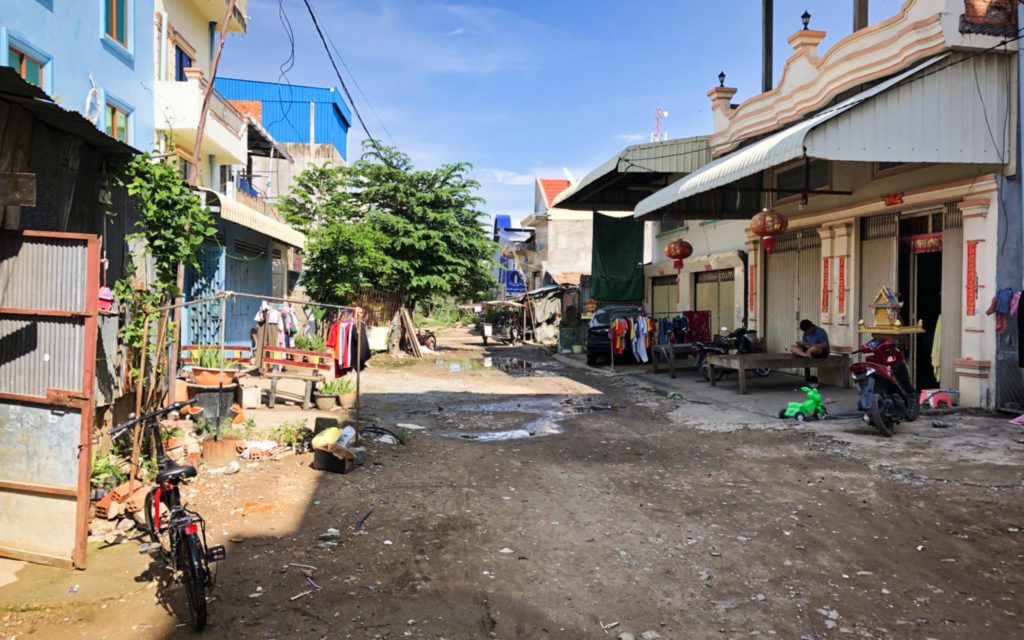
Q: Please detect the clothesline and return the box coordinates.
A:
[218,290,362,312]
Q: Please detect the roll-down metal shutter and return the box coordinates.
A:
[859,213,899,326]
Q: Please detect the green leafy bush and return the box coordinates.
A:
[294,334,327,353]
[91,452,127,490]
[271,419,310,446]
[320,377,355,395]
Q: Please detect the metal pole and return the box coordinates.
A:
[853,0,869,32]
[610,316,615,373]
[216,294,227,439]
[355,307,362,435]
[762,0,774,93]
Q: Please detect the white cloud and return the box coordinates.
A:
[477,169,536,186]
[446,27,466,36]
[615,133,648,143]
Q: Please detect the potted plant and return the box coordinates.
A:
[326,377,357,409]
[191,346,239,386]
[162,425,185,450]
[314,379,340,411]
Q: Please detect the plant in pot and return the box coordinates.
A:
[162,425,185,450]
[191,346,239,386]
[314,379,341,411]
[90,451,128,497]
[325,377,357,409]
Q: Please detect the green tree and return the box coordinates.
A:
[281,141,496,306]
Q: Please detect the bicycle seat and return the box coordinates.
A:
[156,462,197,484]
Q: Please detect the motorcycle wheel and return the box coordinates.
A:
[698,353,725,382]
[904,396,921,422]
[794,411,806,423]
[867,393,895,437]
[778,409,788,419]
[753,368,772,377]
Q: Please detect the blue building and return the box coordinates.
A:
[1,0,156,150]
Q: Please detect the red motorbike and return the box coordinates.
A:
[850,337,920,437]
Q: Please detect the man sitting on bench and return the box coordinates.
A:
[790,319,830,359]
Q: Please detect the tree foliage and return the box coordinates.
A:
[280,141,496,306]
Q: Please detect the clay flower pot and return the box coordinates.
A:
[338,391,357,409]
[192,367,237,386]
[314,393,338,411]
[164,436,184,450]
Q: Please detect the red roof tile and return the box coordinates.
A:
[539,178,572,208]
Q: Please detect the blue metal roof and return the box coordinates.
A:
[214,78,352,159]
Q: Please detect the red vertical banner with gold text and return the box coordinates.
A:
[837,257,846,314]
[966,241,979,316]
[748,265,755,311]
[821,257,830,313]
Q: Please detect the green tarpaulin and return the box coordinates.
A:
[591,213,643,302]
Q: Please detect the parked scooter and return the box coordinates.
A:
[850,337,920,437]
[691,326,770,381]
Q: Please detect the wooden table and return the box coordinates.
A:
[707,352,851,394]
[652,343,694,379]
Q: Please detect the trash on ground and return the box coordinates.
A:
[208,460,240,475]
[289,590,313,601]
[396,423,426,431]
[355,508,375,531]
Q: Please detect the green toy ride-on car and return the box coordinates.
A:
[779,386,828,422]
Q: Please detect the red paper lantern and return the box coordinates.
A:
[665,239,693,263]
[750,207,789,256]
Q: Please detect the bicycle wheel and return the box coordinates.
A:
[178,532,208,631]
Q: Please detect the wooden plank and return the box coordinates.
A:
[0,307,88,318]
[0,172,35,207]
[264,372,321,381]
[262,358,327,370]
[0,479,77,498]
[0,544,73,570]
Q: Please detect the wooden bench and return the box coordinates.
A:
[652,343,694,379]
[262,346,334,409]
[707,352,851,394]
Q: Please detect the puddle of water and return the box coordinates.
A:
[493,357,555,376]
[432,357,560,377]
[434,396,585,442]
[434,358,486,372]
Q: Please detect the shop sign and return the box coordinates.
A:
[966,241,979,316]
[884,192,904,206]
[909,232,942,254]
[837,257,846,313]
[748,266,755,310]
[821,257,830,313]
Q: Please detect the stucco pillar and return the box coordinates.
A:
[956,197,995,407]
[820,222,855,351]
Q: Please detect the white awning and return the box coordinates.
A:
[203,190,306,248]
[636,52,1010,219]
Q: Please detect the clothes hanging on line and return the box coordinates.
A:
[326,318,373,376]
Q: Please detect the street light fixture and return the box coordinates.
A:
[718,71,726,87]
[801,10,811,30]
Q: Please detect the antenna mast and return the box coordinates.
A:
[652,107,669,142]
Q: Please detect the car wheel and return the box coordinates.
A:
[586,353,598,366]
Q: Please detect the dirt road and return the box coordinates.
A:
[2,329,1022,639]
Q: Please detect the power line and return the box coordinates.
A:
[301,0,389,156]
[322,26,397,147]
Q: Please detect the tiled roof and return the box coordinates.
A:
[539,178,572,208]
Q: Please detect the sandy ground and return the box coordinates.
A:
[1,328,1022,639]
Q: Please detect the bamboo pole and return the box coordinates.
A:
[216,294,227,438]
[355,307,362,435]
[128,315,150,495]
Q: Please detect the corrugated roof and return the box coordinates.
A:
[553,135,711,210]
[539,179,572,208]
[0,68,135,158]
[635,54,995,219]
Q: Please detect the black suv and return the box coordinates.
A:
[586,306,644,366]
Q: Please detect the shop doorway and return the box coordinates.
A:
[694,269,735,333]
[898,211,946,390]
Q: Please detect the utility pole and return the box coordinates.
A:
[762,0,773,93]
[168,0,238,404]
[853,0,869,32]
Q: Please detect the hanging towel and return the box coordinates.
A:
[1012,291,1022,316]
[931,315,942,384]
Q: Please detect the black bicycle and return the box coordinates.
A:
[110,400,225,631]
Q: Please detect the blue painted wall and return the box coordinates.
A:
[183,220,273,347]
[214,77,351,160]
[0,0,156,151]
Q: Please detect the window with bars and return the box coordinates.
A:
[105,102,129,143]
[8,46,44,88]
[175,45,192,81]
[105,0,129,47]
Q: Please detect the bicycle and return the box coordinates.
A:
[110,400,226,632]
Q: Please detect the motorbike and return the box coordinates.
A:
[691,326,771,381]
[850,337,920,437]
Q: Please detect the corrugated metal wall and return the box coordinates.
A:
[941,203,963,387]
[798,232,822,324]
[806,53,1011,164]
[859,213,899,325]
[0,235,86,311]
[0,317,84,397]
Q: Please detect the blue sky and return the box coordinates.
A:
[219,0,905,223]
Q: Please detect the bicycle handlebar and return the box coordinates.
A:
[110,399,196,440]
